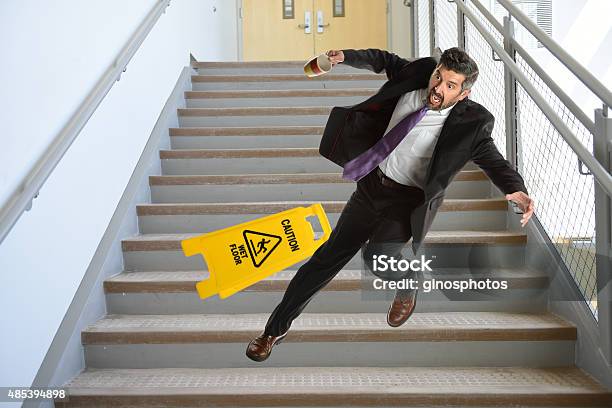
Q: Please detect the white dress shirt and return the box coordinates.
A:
[378,87,454,188]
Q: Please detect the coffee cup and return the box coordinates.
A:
[304,53,333,77]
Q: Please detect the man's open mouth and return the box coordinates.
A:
[430,92,442,105]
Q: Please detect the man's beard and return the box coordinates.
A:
[427,88,456,111]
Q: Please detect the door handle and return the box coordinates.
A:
[316,10,328,33]
[300,11,312,34]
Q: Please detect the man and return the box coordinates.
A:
[246,47,535,362]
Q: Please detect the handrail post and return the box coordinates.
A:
[456,1,465,49]
[429,0,436,55]
[411,0,418,58]
[502,16,518,167]
[594,105,612,364]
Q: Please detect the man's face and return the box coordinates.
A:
[426,65,471,111]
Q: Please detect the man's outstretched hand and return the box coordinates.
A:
[506,191,535,227]
[325,50,344,66]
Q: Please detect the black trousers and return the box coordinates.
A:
[263,168,426,336]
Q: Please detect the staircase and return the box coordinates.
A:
[55,60,612,407]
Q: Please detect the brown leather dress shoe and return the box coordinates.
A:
[387,288,418,327]
[246,331,288,362]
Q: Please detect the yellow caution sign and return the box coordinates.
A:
[181,203,332,300]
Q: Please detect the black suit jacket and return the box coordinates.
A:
[318,48,529,254]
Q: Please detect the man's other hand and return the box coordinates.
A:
[325,50,344,66]
[505,191,535,227]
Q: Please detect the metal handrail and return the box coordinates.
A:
[496,0,612,109]
[0,0,171,245]
[454,0,612,197]
[468,0,595,136]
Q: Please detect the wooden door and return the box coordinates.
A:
[242,0,314,61]
[312,0,388,55]
[242,0,388,61]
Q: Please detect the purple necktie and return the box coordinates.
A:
[342,104,429,181]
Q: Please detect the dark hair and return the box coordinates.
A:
[439,47,479,91]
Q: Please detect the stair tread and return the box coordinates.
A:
[185,89,378,98]
[121,230,527,252]
[104,266,548,294]
[136,198,507,215]
[161,147,321,152]
[61,366,609,396]
[169,125,325,136]
[160,147,324,159]
[149,170,488,185]
[194,60,333,68]
[191,73,385,82]
[108,267,545,281]
[193,60,376,69]
[84,311,572,333]
[177,107,333,116]
[124,230,527,239]
[81,311,575,344]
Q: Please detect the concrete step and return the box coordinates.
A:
[105,267,548,294]
[81,312,575,368]
[190,73,386,91]
[56,366,612,407]
[185,89,376,108]
[135,199,508,234]
[104,267,549,315]
[149,171,493,202]
[193,60,366,75]
[177,107,332,127]
[169,126,324,149]
[122,231,527,252]
[160,148,342,174]
[158,147,480,176]
[160,148,481,175]
[107,289,547,316]
[121,231,527,272]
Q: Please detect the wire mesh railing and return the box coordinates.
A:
[412,0,609,321]
[434,0,458,51]
[514,52,598,315]
[463,13,507,153]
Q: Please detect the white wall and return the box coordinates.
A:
[0,0,237,396]
[548,0,612,117]
[482,0,612,119]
